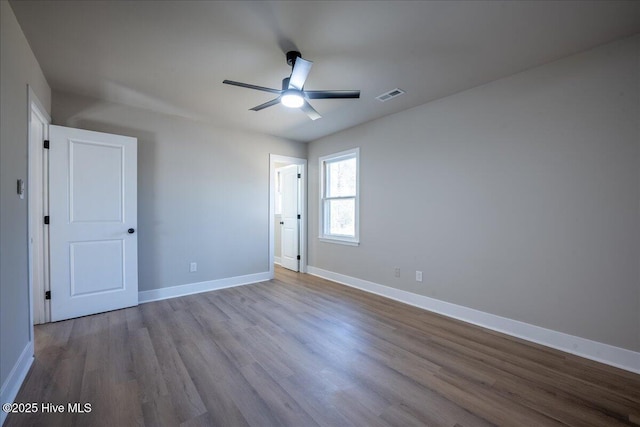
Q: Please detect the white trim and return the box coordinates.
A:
[0,342,34,426]
[27,85,51,327]
[28,85,49,124]
[138,271,271,304]
[307,266,640,374]
[274,256,282,265]
[318,237,360,246]
[269,155,307,278]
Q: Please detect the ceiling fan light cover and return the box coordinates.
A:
[281,90,304,108]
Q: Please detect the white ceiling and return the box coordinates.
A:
[10,0,640,142]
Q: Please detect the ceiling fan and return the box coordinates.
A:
[223,51,360,121]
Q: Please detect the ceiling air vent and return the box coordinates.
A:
[375,88,405,102]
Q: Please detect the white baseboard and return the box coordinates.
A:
[307,266,640,374]
[274,256,281,265]
[1,341,34,426]
[138,271,271,304]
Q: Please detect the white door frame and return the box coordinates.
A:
[269,154,306,278]
[28,85,51,326]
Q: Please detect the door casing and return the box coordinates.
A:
[28,85,51,325]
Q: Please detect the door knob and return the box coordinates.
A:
[128,228,135,234]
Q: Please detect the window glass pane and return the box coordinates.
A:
[326,157,356,198]
[326,198,355,237]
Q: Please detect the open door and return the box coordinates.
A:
[48,125,138,321]
[280,164,300,272]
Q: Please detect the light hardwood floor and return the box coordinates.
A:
[6,265,640,426]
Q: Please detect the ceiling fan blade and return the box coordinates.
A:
[250,98,281,111]
[305,90,360,99]
[301,101,322,121]
[223,80,282,94]
[288,58,313,90]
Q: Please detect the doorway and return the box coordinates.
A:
[269,155,306,277]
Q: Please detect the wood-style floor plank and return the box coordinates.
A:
[6,265,640,426]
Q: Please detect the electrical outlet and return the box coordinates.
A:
[190,262,197,272]
[416,271,423,282]
[394,267,401,278]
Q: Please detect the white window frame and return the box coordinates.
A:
[319,147,360,246]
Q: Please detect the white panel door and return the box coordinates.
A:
[280,165,300,272]
[49,125,138,321]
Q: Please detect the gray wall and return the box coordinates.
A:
[0,1,51,389]
[308,35,640,352]
[53,91,306,292]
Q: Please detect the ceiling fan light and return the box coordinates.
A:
[281,90,304,108]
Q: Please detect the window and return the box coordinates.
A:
[319,148,359,245]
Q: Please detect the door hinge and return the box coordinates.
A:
[45,291,51,300]
[297,255,301,260]
[44,140,50,149]
[44,215,50,225]
[297,173,301,179]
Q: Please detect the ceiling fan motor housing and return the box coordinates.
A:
[286,51,301,67]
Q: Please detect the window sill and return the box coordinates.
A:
[318,237,360,246]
